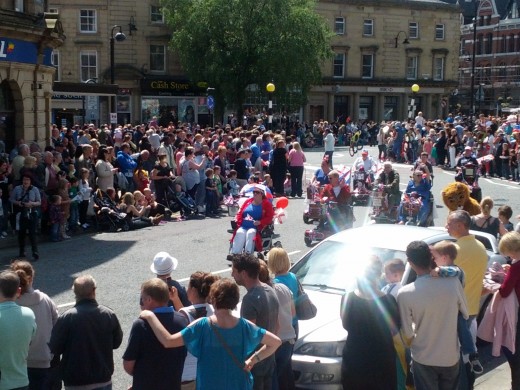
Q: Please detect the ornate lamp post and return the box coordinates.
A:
[409,83,420,119]
[266,82,275,129]
[110,25,126,129]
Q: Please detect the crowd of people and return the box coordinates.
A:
[0,248,311,390]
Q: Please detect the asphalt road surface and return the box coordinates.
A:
[1,145,517,389]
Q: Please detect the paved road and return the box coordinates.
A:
[1,145,518,389]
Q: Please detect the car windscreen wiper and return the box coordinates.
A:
[301,283,345,292]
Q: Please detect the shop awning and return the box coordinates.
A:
[52,82,118,96]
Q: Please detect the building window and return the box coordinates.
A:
[150,45,166,72]
[151,5,164,23]
[48,7,59,13]
[509,34,515,53]
[497,62,507,82]
[406,56,418,80]
[335,17,345,35]
[333,53,345,78]
[80,51,97,82]
[79,10,97,33]
[476,34,483,55]
[435,24,445,40]
[14,0,23,11]
[409,22,419,39]
[363,20,373,37]
[485,33,493,54]
[362,54,374,78]
[52,50,60,81]
[433,57,444,80]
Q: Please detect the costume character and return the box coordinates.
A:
[441,182,481,216]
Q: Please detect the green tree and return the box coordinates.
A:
[161,0,333,120]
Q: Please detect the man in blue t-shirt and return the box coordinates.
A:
[0,271,36,390]
[123,278,188,390]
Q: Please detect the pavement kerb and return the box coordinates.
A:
[474,361,510,389]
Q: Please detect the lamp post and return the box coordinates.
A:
[110,25,126,129]
[266,82,275,130]
[469,1,479,127]
[409,83,420,119]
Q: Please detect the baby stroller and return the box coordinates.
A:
[160,179,198,219]
[93,191,130,232]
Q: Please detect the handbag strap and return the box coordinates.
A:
[297,279,305,297]
[209,317,245,371]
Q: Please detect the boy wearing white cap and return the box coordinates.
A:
[150,252,190,310]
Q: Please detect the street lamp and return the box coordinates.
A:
[394,31,410,48]
[409,84,420,119]
[266,82,275,129]
[469,1,480,128]
[110,25,126,129]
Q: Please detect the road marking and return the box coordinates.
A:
[288,250,301,256]
[443,171,456,176]
[482,178,519,189]
[177,267,231,283]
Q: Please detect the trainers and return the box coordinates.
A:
[152,214,164,225]
[0,231,7,238]
[470,353,484,375]
[82,223,90,229]
[62,234,71,239]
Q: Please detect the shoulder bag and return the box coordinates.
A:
[295,280,317,320]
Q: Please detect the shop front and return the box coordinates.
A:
[140,78,209,127]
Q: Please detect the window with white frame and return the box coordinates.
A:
[409,22,419,39]
[433,57,444,80]
[363,20,373,36]
[48,7,59,13]
[435,24,445,40]
[80,10,97,33]
[80,51,97,81]
[150,45,166,72]
[335,17,345,35]
[14,0,23,11]
[151,5,164,23]
[333,53,345,78]
[362,54,374,78]
[52,50,60,81]
[406,56,418,79]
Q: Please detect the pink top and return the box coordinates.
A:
[288,149,306,167]
[423,142,433,155]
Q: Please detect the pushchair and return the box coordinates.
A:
[93,191,130,232]
[157,178,198,220]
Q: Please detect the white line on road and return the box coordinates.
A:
[482,178,519,189]
[288,250,301,256]
[443,171,456,176]
[57,302,75,309]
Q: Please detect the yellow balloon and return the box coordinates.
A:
[411,84,420,93]
[266,83,276,93]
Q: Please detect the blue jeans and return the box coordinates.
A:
[69,203,79,227]
[28,367,50,390]
[458,314,475,356]
[412,360,459,390]
[273,340,295,390]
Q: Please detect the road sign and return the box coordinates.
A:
[110,113,117,124]
[207,95,215,110]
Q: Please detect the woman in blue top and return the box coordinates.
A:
[311,158,332,187]
[140,278,281,390]
[398,169,432,226]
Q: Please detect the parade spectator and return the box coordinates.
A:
[123,278,188,390]
[95,147,117,192]
[116,143,138,193]
[341,256,399,390]
[151,153,174,205]
[78,168,93,229]
[0,270,37,390]
[181,148,206,200]
[287,142,306,198]
[258,260,296,390]
[434,130,448,167]
[140,278,281,390]
[377,126,387,160]
[446,210,488,388]
[271,139,288,196]
[178,272,219,389]
[10,175,41,260]
[398,241,468,390]
[150,251,191,309]
[11,260,58,390]
[231,253,280,389]
[498,205,515,232]
[119,192,163,229]
[12,144,30,182]
[469,196,508,238]
[381,258,405,298]
[496,232,520,390]
[49,275,123,390]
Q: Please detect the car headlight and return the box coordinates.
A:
[295,341,345,357]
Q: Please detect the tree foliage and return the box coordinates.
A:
[161,0,333,117]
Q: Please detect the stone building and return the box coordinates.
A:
[453,0,520,116]
[308,0,461,122]
[0,2,65,152]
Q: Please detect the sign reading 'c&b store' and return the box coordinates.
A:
[140,79,205,97]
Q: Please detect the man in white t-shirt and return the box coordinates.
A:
[415,112,425,127]
[323,127,336,168]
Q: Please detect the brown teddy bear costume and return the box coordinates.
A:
[441,182,481,215]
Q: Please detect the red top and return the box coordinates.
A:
[320,184,351,204]
[499,261,520,301]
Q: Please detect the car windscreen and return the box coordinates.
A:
[291,241,407,292]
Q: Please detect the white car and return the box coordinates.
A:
[290,224,506,389]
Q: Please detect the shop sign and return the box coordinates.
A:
[366,87,405,93]
[140,79,204,96]
[52,94,83,100]
[0,38,53,66]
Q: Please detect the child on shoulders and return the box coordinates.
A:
[381,258,405,298]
